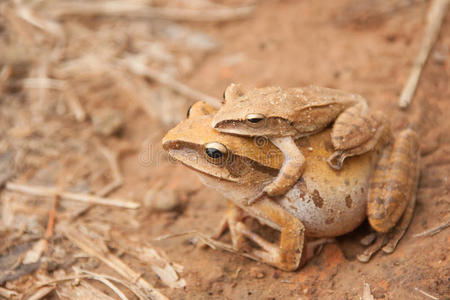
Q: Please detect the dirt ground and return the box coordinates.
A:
[0,0,449,299]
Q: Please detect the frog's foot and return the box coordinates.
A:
[330,108,391,170]
[305,238,336,260]
[360,128,419,262]
[235,222,281,265]
[357,233,389,263]
[210,202,246,250]
[207,199,306,271]
[327,150,345,170]
[360,232,377,246]
[233,216,306,271]
[381,190,416,254]
[357,198,415,262]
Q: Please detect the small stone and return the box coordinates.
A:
[249,267,265,279]
[44,258,59,272]
[145,188,180,212]
[432,50,446,65]
[92,108,124,136]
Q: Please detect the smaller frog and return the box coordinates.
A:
[163,101,420,271]
[212,84,386,203]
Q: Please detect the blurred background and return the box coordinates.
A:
[0,0,448,299]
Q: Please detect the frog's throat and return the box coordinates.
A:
[178,160,238,183]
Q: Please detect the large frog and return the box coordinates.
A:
[162,101,420,271]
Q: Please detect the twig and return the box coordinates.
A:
[77,281,116,300]
[15,1,64,38]
[61,225,168,300]
[47,2,255,22]
[5,182,140,209]
[0,65,12,94]
[65,88,87,122]
[80,271,147,300]
[0,286,19,299]
[69,146,124,221]
[30,275,132,300]
[129,247,186,289]
[26,285,56,300]
[22,78,65,89]
[38,273,144,300]
[121,56,221,108]
[45,194,59,239]
[73,267,129,300]
[153,230,198,241]
[414,287,439,299]
[398,0,449,108]
[23,239,48,264]
[362,282,374,300]
[413,219,450,237]
[22,78,86,121]
[97,146,123,197]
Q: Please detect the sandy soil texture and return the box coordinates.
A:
[0,0,448,299]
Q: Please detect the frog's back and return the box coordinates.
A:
[226,86,359,118]
[285,86,365,135]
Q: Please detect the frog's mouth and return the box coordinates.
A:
[212,117,298,138]
[163,141,239,183]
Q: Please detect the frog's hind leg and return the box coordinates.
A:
[357,128,420,262]
[328,101,390,169]
[228,199,306,271]
[358,193,416,262]
[261,136,306,198]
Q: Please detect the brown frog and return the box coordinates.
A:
[212,84,387,203]
[162,101,419,271]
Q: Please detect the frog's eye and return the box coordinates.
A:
[204,142,229,165]
[246,113,266,128]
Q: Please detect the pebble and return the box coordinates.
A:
[145,188,180,212]
[92,108,124,136]
[249,267,265,279]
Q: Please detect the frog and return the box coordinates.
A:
[212,84,388,204]
[162,101,420,271]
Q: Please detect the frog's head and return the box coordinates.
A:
[162,101,282,183]
[212,84,298,137]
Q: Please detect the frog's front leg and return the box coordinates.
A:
[328,101,389,169]
[212,201,246,250]
[249,136,305,204]
[235,199,306,271]
[358,128,420,262]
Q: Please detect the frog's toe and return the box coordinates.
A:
[360,232,377,246]
[357,234,388,263]
[327,151,345,170]
[382,244,395,254]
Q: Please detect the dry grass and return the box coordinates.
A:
[0,0,253,298]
